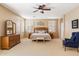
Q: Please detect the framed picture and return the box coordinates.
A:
[37,21,44,26]
[72,19,78,29]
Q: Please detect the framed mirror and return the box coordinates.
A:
[5,20,16,35]
[13,22,16,34]
[6,20,12,28]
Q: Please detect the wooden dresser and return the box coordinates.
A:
[1,34,20,49]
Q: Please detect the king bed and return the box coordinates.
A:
[30,26,51,41]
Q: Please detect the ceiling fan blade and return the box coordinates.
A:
[33,7,38,9]
[33,10,39,12]
[42,8,51,10]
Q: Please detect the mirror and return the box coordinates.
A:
[13,22,16,34]
[5,20,16,35]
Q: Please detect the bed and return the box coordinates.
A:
[30,26,51,41]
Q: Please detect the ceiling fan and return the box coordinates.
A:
[33,4,51,14]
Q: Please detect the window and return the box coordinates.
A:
[48,20,57,32]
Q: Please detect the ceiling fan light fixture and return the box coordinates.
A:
[40,11,44,13]
[33,4,51,14]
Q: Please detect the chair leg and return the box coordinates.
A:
[65,47,66,51]
[77,48,79,52]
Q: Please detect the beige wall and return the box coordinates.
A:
[64,6,79,38]
[0,5,24,38]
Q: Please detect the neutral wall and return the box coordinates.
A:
[0,5,25,48]
[64,6,79,38]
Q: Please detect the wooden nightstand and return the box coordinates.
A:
[49,32,53,39]
[28,33,31,39]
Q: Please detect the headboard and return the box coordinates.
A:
[34,26,48,33]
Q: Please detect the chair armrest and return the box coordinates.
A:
[65,38,70,41]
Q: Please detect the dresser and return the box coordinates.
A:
[1,34,20,49]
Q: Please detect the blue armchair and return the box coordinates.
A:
[63,32,79,51]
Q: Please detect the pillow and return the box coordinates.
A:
[38,30,47,33]
[34,30,38,33]
[34,30,47,33]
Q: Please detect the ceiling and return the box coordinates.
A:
[1,3,79,19]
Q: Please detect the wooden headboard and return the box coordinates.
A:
[34,26,48,33]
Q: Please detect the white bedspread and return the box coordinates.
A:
[30,33,51,40]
